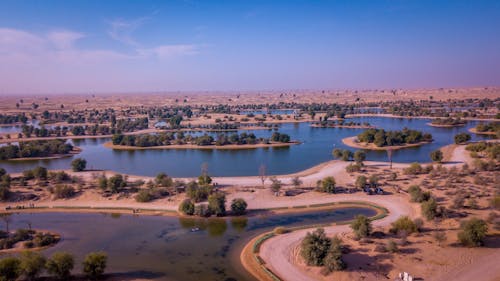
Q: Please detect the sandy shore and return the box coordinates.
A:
[468,127,497,136]
[103,141,300,150]
[342,136,432,151]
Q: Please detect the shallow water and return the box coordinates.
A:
[0,117,491,176]
[2,207,376,281]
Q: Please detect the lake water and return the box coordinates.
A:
[2,207,376,281]
[0,117,491,177]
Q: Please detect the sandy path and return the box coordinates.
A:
[259,194,417,281]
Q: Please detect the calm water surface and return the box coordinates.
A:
[3,208,375,281]
[0,117,491,176]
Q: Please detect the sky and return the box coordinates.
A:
[0,0,499,94]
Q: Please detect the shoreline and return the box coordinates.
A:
[103,140,300,150]
[8,147,82,161]
[426,122,466,128]
[310,124,375,129]
[342,136,432,151]
[468,127,497,136]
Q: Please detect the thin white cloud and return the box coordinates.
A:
[107,17,148,46]
[47,30,85,50]
[0,28,46,55]
[139,44,199,59]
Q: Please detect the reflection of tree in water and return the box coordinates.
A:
[207,218,227,237]
[230,217,248,233]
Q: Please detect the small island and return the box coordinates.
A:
[469,122,500,137]
[343,128,433,151]
[428,117,466,127]
[106,131,300,150]
[311,120,374,129]
[0,226,60,253]
[0,139,80,161]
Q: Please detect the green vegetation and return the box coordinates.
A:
[466,142,500,161]
[300,228,346,273]
[316,177,336,193]
[390,216,418,234]
[70,158,86,172]
[230,198,248,215]
[46,252,74,280]
[350,215,372,239]
[332,149,353,161]
[430,150,443,162]
[407,185,431,202]
[0,140,73,160]
[0,257,21,281]
[19,251,46,280]
[457,218,488,247]
[431,117,465,126]
[83,252,108,280]
[421,197,438,220]
[475,122,500,136]
[179,199,195,215]
[454,133,471,144]
[208,193,226,216]
[357,128,432,147]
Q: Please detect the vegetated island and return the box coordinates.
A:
[105,131,300,150]
[310,120,374,129]
[0,227,60,253]
[469,122,500,137]
[427,117,466,127]
[0,139,80,161]
[342,128,433,151]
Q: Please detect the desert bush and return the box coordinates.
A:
[390,216,418,234]
[457,218,488,247]
[350,215,372,239]
[179,199,195,215]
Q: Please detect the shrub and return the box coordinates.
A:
[433,231,447,246]
[408,185,431,202]
[46,252,74,280]
[350,215,372,239]
[430,150,443,162]
[82,252,107,280]
[53,185,75,199]
[230,198,247,215]
[355,176,367,190]
[421,198,438,220]
[300,228,331,266]
[322,236,346,273]
[274,227,289,234]
[457,218,488,247]
[385,240,399,253]
[0,257,21,281]
[19,251,46,280]
[490,196,500,210]
[179,199,195,215]
[33,232,57,247]
[403,163,423,175]
[390,216,418,234]
[135,189,153,202]
[194,204,211,217]
[71,158,86,172]
[353,150,366,164]
[345,163,362,173]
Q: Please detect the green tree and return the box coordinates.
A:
[353,150,366,164]
[107,174,126,193]
[19,251,46,281]
[270,177,282,194]
[341,149,353,161]
[355,175,367,190]
[430,150,443,162]
[316,177,336,193]
[46,252,74,280]
[454,133,471,144]
[457,218,488,247]
[322,236,346,273]
[198,175,212,186]
[300,228,331,266]
[350,215,372,239]
[390,216,418,234]
[230,198,248,216]
[291,176,302,189]
[0,257,21,281]
[332,148,342,159]
[71,158,87,172]
[179,199,195,215]
[82,252,107,280]
[208,193,226,216]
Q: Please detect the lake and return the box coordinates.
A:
[2,207,376,281]
[0,117,491,177]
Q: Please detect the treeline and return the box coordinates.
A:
[431,117,465,126]
[475,122,500,134]
[0,113,28,124]
[112,131,291,147]
[0,140,73,160]
[357,128,432,147]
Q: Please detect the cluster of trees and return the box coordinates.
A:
[313,120,371,128]
[475,122,500,135]
[0,228,58,250]
[430,117,465,126]
[357,128,432,147]
[332,149,366,163]
[300,228,346,274]
[97,174,128,193]
[112,131,291,147]
[0,140,73,160]
[466,142,500,161]
[0,250,107,281]
[454,133,471,144]
[179,194,246,217]
[0,113,28,124]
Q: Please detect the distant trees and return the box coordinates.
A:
[454,133,471,144]
[0,140,73,160]
[71,158,87,172]
[357,128,432,147]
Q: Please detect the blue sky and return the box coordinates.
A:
[0,0,499,94]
